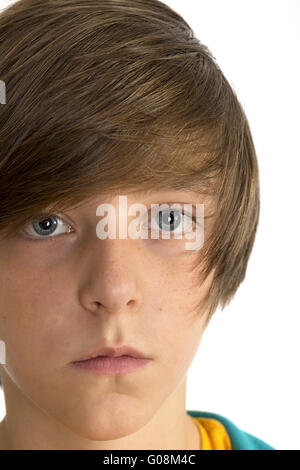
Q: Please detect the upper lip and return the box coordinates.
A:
[73,345,149,362]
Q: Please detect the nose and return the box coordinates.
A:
[78,237,141,316]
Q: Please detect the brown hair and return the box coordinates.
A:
[0,0,260,340]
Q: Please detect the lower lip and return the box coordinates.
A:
[71,355,151,375]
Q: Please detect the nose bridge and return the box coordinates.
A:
[82,226,141,315]
[96,236,137,271]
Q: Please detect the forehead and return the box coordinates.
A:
[106,187,211,201]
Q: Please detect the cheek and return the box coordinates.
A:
[0,251,73,374]
[147,271,207,375]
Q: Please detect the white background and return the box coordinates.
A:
[0,0,299,450]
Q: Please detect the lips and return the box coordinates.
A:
[73,345,148,362]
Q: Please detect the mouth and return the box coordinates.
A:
[72,345,149,362]
[71,345,152,376]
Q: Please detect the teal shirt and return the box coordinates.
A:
[187,409,276,450]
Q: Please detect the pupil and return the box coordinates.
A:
[39,218,52,229]
[159,210,176,230]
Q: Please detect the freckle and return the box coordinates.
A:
[159,307,163,311]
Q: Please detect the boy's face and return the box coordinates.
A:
[0,191,215,442]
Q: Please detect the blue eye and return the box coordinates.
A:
[157,210,181,232]
[22,214,73,239]
[150,208,196,237]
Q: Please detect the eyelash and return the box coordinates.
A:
[20,208,198,241]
